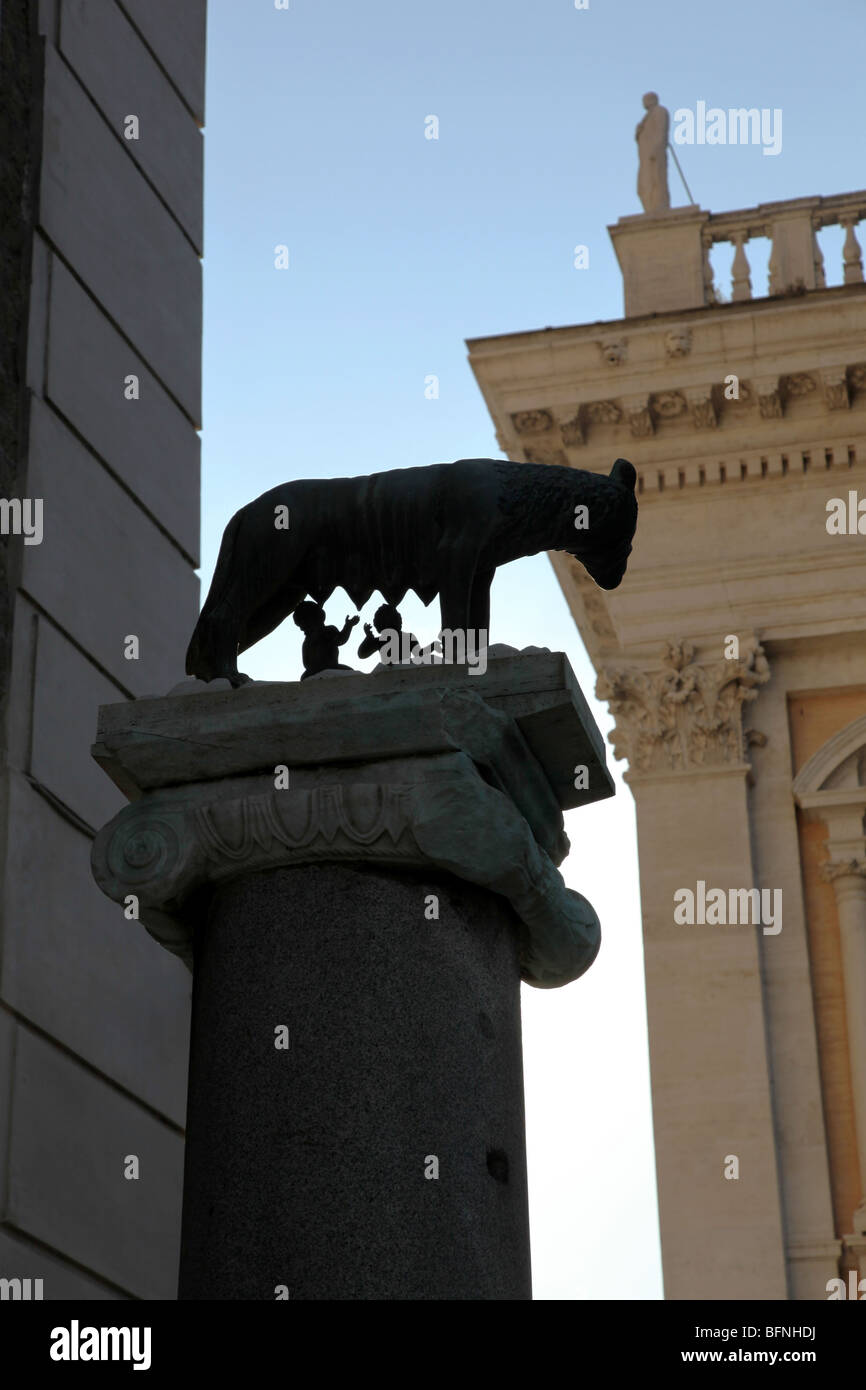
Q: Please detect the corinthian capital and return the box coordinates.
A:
[596,638,770,775]
[820,858,866,883]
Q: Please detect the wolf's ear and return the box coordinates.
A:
[609,458,636,490]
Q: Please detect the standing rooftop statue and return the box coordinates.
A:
[636,91,670,215]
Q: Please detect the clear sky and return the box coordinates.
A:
[201,0,864,1299]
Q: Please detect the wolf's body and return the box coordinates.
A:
[186,457,637,684]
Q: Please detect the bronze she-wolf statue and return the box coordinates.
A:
[186,456,638,685]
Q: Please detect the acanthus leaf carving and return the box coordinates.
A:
[622,394,653,439]
[685,387,717,430]
[820,858,866,883]
[848,363,866,393]
[558,412,586,447]
[754,376,783,419]
[584,399,622,424]
[596,638,770,774]
[821,368,850,411]
[784,372,816,397]
[651,390,687,420]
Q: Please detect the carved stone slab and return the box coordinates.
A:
[92,650,613,812]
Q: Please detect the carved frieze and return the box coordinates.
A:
[569,562,618,644]
[511,409,554,435]
[599,338,627,366]
[821,368,850,411]
[622,394,654,439]
[584,400,622,424]
[754,376,783,419]
[558,412,586,447]
[523,445,570,467]
[849,363,866,393]
[651,391,687,420]
[664,327,692,359]
[785,372,816,397]
[685,387,717,429]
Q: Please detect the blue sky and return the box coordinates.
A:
[201,0,863,1298]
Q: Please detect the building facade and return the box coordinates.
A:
[469,191,866,1299]
[0,0,206,1298]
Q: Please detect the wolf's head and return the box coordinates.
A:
[568,457,638,590]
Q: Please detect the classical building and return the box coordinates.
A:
[0,1,205,1297]
[468,190,866,1299]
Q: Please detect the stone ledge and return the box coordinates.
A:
[92,650,613,813]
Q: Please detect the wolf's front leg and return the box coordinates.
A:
[438,565,475,635]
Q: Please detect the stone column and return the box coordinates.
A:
[597,638,790,1299]
[90,652,613,1300]
[822,860,866,1240]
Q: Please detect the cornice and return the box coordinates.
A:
[495,367,866,481]
[465,281,866,354]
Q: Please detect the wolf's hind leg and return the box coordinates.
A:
[185,602,249,684]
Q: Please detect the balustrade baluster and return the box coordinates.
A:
[841,215,865,284]
[730,231,752,301]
